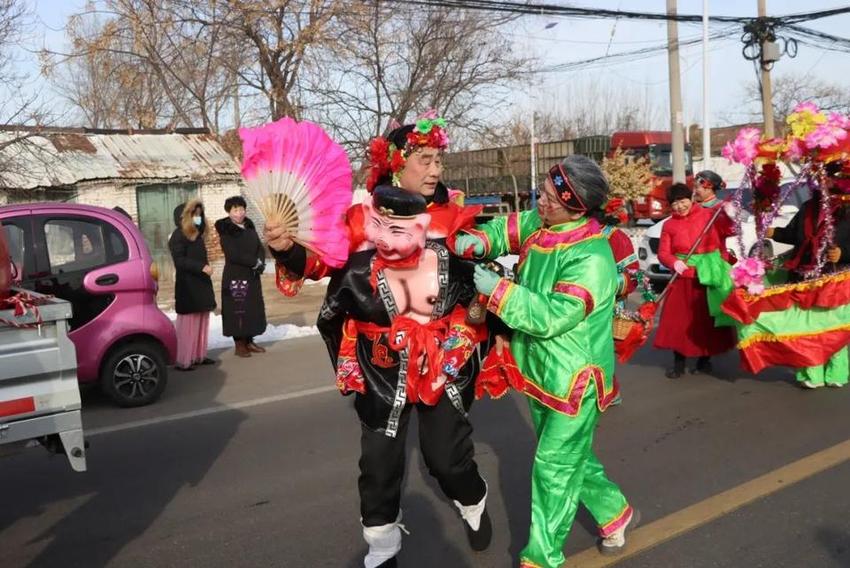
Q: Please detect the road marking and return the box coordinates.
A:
[566,437,850,567]
[86,385,339,437]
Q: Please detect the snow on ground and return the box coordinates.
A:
[166,312,319,350]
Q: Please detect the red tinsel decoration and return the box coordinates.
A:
[753,162,782,214]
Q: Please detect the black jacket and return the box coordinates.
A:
[318,242,481,433]
[215,216,267,338]
[168,201,216,315]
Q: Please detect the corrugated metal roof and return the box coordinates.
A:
[0,130,240,190]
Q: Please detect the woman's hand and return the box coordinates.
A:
[673,260,689,275]
[473,264,501,295]
[454,234,485,257]
[202,264,213,276]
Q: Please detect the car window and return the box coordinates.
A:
[2,221,26,282]
[3,223,24,265]
[44,218,128,275]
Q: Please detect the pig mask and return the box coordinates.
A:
[364,186,431,261]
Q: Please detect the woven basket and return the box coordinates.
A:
[612,316,641,341]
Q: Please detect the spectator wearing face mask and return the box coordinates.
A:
[215,196,268,358]
[169,199,216,371]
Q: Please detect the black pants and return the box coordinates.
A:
[359,395,486,527]
[673,351,710,372]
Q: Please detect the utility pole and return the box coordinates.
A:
[530,110,537,209]
[758,0,775,138]
[667,0,686,182]
[702,0,711,164]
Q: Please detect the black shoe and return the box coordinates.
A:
[691,358,713,375]
[464,508,492,552]
[174,365,195,372]
[197,358,216,365]
[377,558,397,568]
[665,368,683,379]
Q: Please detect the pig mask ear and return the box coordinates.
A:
[414,212,431,246]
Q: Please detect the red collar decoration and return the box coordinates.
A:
[548,164,588,213]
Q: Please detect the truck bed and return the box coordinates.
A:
[0,289,86,471]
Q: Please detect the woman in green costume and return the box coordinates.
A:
[453,155,638,568]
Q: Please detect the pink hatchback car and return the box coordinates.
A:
[0,203,177,407]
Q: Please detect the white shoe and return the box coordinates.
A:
[362,512,405,568]
[826,382,845,388]
[800,380,824,389]
[598,508,640,556]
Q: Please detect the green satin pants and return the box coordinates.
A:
[520,385,631,568]
[796,346,849,386]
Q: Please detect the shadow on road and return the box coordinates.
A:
[0,364,245,568]
[816,526,850,567]
[472,394,536,560]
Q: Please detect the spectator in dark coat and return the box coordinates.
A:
[169,199,216,371]
[215,196,267,358]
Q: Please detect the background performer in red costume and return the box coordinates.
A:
[654,183,737,378]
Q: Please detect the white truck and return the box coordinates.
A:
[0,290,87,471]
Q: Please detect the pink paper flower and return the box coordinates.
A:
[793,101,821,114]
[731,257,766,295]
[804,122,848,150]
[722,127,761,166]
[827,112,850,129]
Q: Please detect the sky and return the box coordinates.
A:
[12,0,850,133]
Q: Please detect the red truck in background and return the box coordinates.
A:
[609,131,693,222]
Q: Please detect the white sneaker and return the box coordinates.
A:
[800,380,824,389]
[826,382,845,388]
[598,508,640,556]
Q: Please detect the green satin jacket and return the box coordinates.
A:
[466,211,620,415]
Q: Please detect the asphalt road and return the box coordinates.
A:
[1,335,849,568]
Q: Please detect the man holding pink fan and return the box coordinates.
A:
[265,115,493,568]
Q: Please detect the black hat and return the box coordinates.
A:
[695,170,725,192]
[667,182,693,204]
[372,185,427,218]
[387,124,415,150]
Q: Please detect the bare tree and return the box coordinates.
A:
[45,11,169,128]
[0,0,59,192]
[306,3,532,150]
[473,78,663,149]
[49,0,344,131]
[745,72,850,125]
[45,0,239,129]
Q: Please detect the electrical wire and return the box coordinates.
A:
[374,0,850,26]
[535,27,739,74]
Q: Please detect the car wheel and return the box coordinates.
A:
[100,341,168,407]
